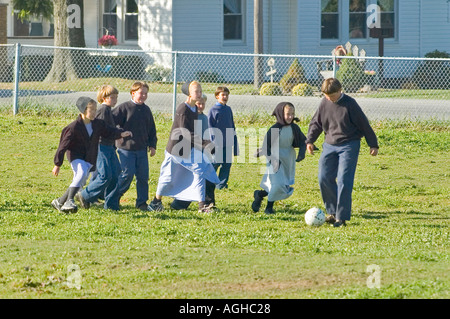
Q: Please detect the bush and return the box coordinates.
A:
[195,70,224,83]
[279,58,306,94]
[292,83,314,96]
[411,50,450,89]
[259,82,282,96]
[401,81,420,90]
[336,52,365,92]
[145,64,172,82]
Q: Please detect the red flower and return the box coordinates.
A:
[98,34,118,46]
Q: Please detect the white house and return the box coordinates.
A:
[2,0,450,57]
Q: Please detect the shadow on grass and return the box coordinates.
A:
[361,211,390,219]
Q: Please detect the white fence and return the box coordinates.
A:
[0,43,449,120]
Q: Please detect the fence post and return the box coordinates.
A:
[332,54,337,79]
[172,51,178,120]
[13,43,21,115]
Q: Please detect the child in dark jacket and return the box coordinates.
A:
[108,81,158,211]
[51,97,131,213]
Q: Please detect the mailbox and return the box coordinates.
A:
[369,27,394,38]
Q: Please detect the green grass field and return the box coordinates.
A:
[0,113,448,299]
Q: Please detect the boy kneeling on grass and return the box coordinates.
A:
[51,96,132,214]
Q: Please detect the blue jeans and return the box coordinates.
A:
[81,144,121,209]
[318,140,360,221]
[213,146,233,189]
[108,148,149,209]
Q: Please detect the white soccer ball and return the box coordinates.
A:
[304,207,326,227]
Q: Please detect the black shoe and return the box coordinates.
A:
[137,203,148,211]
[333,220,347,227]
[325,214,336,224]
[251,190,263,212]
[264,207,275,215]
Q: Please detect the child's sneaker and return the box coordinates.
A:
[75,191,90,209]
[61,199,78,214]
[51,199,63,212]
[147,200,164,212]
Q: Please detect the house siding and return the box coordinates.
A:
[420,0,450,56]
[296,0,450,58]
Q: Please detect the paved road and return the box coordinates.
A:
[3,91,450,120]
[89,92,450,120]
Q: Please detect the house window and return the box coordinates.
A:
[377,0,395,37]
[321,0,339,39]
[103,0,117,36]
[125,0,138,40]
[224,0,244,41]
[349,0,367,38]
[102,0,138,43]
[321,0,396,41]
[12,11,53,37]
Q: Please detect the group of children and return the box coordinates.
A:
[52,78,378,227]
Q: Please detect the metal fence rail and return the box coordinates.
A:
[0,43,449,120]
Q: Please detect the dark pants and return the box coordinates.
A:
[82,144,121,209]
[213,146,233,189]
[318,140,360,221]
[108,148,149,209]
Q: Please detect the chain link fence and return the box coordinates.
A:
[1,43,449,121]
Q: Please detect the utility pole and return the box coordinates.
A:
[254,0,263,89]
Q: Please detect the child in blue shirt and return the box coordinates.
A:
[75,85,123,210]
[208,86,238,190]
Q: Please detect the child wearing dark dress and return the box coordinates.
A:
[252,102,306,214]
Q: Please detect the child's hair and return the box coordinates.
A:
[321,78,342,95]
[215,86,230,97]
[200,94,207,102]
[97,85,119,103]
[130,81,149,95]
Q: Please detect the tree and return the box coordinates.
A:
[44,0,77,82]
[14,0,86,82]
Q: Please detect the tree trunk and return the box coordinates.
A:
[44,0,77,82]
[254,0,263,90]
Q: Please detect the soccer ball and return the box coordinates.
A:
[304,207,325,227]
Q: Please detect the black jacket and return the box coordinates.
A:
[166,103,213,159]
[112,100,157,151]
[54,115,123,171]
